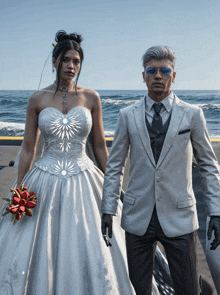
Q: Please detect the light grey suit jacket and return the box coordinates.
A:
[101,94,220,237]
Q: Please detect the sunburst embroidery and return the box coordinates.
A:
[53,160,76,175]
[59,141,71,152]
[50,114,81,140]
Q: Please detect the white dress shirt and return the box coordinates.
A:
[145,92,174,126]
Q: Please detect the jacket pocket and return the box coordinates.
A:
[177,198,196,209]
[124,194,136,205]
[178,129,191,135]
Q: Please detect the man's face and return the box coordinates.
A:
[142,59,176,99]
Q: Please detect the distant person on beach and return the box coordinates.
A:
[101,45,220,295]
[0,30,138,294]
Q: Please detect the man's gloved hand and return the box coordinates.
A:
[101,214,112,247]
[207,216,220,250]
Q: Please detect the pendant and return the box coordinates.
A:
[62,92,67,106]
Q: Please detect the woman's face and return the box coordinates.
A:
[53,49,81,81]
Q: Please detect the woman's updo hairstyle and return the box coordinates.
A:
[52,30,84,95]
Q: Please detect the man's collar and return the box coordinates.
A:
[145,92,174,113]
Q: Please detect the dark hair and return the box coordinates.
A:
[52,30,84,95]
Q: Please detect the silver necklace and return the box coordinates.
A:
[54,81,74,106]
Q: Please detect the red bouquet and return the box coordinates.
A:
[2,183,37,225]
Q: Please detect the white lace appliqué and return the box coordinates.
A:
[1,260,18,295]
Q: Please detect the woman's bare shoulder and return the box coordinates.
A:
[79,86,100,103]
[28,85,55,107]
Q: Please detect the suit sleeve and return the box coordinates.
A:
[101,109,130,215]
[191,107,220,216]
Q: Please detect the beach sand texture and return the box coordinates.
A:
[0,144,219,294]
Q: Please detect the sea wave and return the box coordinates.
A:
[104,130,114,136]
[0,99,27,105]
[195,103,220,110]
[102,99,139,105]
[1,90,220,137]
[0,122,25,136]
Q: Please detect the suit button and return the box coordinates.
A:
[156,177,160,182]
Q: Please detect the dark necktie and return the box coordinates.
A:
[152,102,163,133]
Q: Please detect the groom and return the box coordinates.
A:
[101,46,220,294]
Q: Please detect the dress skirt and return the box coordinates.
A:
[0,165,136,294]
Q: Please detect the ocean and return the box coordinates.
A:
[0,90,220,137]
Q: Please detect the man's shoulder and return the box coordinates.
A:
[176,95,201,113]
[120,98,142,115]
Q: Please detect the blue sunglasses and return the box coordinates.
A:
[145,67,172,76]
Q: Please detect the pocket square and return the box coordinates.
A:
[178,129,191,135]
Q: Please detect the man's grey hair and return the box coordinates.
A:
[142,46,176,69]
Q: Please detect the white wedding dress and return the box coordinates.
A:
[0,106,154,294]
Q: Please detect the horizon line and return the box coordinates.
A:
[0,89,220,92]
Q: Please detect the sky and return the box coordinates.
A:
[0,0,220,90]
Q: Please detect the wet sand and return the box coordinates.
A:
[0,143,219,294]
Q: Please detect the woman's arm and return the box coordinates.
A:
[17,94,39,186]
[90,91,108,173]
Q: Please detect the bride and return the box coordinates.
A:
[0,30,170,295]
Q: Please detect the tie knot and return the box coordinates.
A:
[153,102,163,114]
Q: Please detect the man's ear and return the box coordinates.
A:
[142,71,146,82]
[172,71,176,82]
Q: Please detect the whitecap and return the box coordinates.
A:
[0,121,25,136]
[102,99,139,105]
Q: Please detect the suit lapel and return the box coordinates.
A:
[156,95,185,168]
[133,96,156,167]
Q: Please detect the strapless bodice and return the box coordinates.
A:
[35,106,94,177]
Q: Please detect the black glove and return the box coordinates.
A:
[207,216,220,250]
[101,214,112,247]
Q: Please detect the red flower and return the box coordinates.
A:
[18,206,25,214]
[13,196,21,205]
[20,199,27,206]
[2,183,37,223]
[16,188,22,196]
[11,206,19,214]
[21,191,29,200]
[28,192,36,201]
[26,201,37,208]
[16,213,21,220]
[25,208,32,216]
